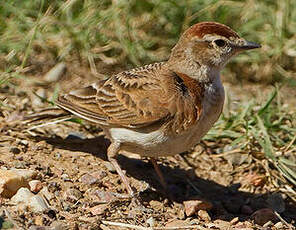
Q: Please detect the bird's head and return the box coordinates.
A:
[170,22,261,69]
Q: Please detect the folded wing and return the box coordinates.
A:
[56,63,204,133]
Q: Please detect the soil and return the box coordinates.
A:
[0,64,295,229]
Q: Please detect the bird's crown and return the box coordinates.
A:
[183,22,240,40]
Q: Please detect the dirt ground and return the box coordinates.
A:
[0,64,295,229]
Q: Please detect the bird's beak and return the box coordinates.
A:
[237,40,261,50]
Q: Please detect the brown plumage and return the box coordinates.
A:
[57,63,204,134]
[184,21,240,39]
[26,22,260,196]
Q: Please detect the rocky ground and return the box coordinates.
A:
[0,63,296,229]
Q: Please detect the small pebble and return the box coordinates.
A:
[13,161,26,169]
[29,180,43,193]
[19,139,29,146]
[146,217,155,227]
[66,132,86,140]
[61,174,71,182]
[103,162,115,173]
[64,188,83,203]
[10,147,21,154]
[34,215,43,226]
[149,200,163,211]
[251,208,278,225]
[90,204,108,215]
[11,188,49,212]
[165,220,190,227]
[80,173,99,185]
[44,62,66,82]
[197,210,211,221]
[230,217,239,225]
[93,190,116,203]
[11,187,34,203]
[274,222,284,228]
[183,199,213,217]
[29,195,50,212]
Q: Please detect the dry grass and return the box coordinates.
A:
[0,0,295,82]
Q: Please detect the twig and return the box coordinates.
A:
[101,220,206,230]
[25,116,72,131]
[274,211,295,230]
[284,135,296,153]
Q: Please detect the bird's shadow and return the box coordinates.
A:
[32,134,296,223]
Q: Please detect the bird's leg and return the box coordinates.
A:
[107,143,134,197]
[150,157,167,191]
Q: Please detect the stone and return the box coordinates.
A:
[246,173,267,187]
[11,188,49,212]
[35,215,44,226]
[29,195,50,212]
[90,204,108,215]
[44,62,66,82]
[274,222,284,228]
[80,172,103,185]
[93,190,116,203]
[251,208,278,225]
[230,217,239,225]
[11,187,34,203]
[183,199,213,217]
[63,188,82,203]
[197,210,211,221]
[61,173,71,182]
[146,217,155,227]
[0,169,29,198]
[103,162,116,173]
[10,147,21,154]
[29,180,43,193]
[149,200,163,211]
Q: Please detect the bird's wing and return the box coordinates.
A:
[56,63,204,133]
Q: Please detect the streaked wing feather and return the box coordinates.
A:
[56,62,204,132]
[56,63,171,128]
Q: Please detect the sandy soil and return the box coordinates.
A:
[0,64,295,229]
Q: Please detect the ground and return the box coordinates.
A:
[0,64,295,230]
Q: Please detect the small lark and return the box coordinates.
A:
[27,22,261,196]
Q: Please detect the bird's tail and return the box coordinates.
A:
[23,107,74,132]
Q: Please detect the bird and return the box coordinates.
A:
[26,22,261,197]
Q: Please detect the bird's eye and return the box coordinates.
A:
[214,39,226,47]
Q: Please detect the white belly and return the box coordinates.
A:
[105,83,225,158]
